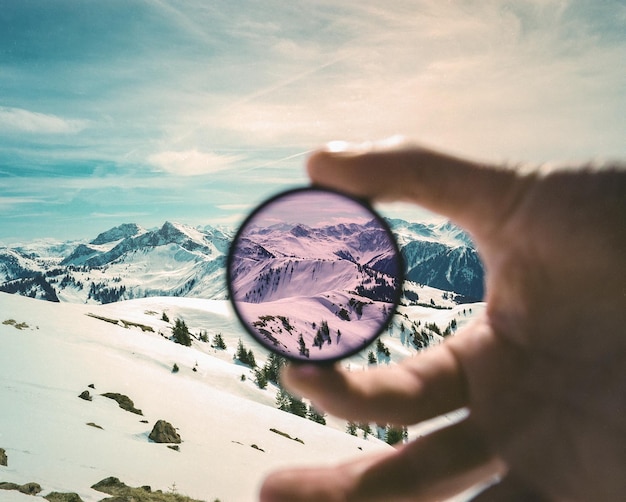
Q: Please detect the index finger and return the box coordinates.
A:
[307,143,529,239]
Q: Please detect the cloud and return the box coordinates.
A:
[147,149,243,176]
[0,107,88,134]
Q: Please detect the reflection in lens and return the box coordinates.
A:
[228,188,402,362]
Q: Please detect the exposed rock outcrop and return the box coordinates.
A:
[101,392,143,415]
[148,420,181,444]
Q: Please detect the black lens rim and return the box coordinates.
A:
[226,185,405,364]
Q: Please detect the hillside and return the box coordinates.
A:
[0,292,484,501]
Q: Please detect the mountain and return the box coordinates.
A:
[230,219,402,360]
[0,218,484,305]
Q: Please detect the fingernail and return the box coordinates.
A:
[324,136,406,154]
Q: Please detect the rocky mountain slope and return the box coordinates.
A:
[0,219,484,305]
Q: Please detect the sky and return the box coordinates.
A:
[1,0,625,243]
[247,190,374,228]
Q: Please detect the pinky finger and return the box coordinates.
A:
[260,418,505,502]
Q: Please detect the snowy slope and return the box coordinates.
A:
[0,292,396,501]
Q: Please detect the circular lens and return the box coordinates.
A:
[227,187,403,363]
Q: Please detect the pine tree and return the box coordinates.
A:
[275,388,291,412]
[359,422,372,439]
[346,422,358,436]
[263,353,285,384]
[212,332,226,349]
[172,318,192,346]
[289,395,307,418]
[385,425,408,445]
[236,339,256,367]
[307,405,326,425]
[367,351,377,365]
[255,369,268,389]
[298,333,307,357]
[376,338,390,358]
[161,311,169,322]
[246,349,257,368]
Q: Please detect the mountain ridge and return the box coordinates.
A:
[0,218,484,304]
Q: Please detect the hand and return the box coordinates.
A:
[260,143,626,501]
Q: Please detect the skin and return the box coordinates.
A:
[259,143,626,501]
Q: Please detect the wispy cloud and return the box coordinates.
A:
[0,107,88,134]
[0,0,624,241]
[147,149,244,176]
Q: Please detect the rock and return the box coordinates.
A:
[148,420,181,444]
[0,482,20,490]
[44,492,84,502]
[0,447,7,466]
[91,477,128,496]
[100,393,143,415]
[78,390,92,401]
[19,482,42,495]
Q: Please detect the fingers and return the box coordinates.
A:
[260,418,505,502]
[281,342,468,425]
[307,143,531,239]
[471,475,550,502]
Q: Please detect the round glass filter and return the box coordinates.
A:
[227,187,404,363]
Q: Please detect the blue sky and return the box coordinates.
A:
[1,0,625,243]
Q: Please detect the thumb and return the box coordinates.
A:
[307,142,531,239]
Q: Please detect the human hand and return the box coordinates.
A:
[260,143,626,501]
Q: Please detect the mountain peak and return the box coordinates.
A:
[90,223,143,245]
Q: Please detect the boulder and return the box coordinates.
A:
[44,492,84,502]
[78,390,92,401]
[148,420,181,444]
[91,477,128,496]
[19,482,42,495]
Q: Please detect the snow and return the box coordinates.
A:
[0,292,393,501]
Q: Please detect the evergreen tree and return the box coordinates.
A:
[298,333,309,358]
[235,339,256,367]
[212,332,226,349]
[376,338,390,358]
[255,368,268,389]
[172,318,192,346]
[359,422,372,438]
[161,311,169,322]
[263,352,285,384]
[289,395,307,418]
[275,388,291,412]
[385,425,408,445]
[367,351,377,365]
[246,349,257,368]
[346,422,358,436]
[307,405,326,425]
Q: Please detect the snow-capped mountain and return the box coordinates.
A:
[230,219,401,360]
[0,218,484,305]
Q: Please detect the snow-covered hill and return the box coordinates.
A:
[0,293,390,501]
[0,292,484,501]
[0,219,484,306]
